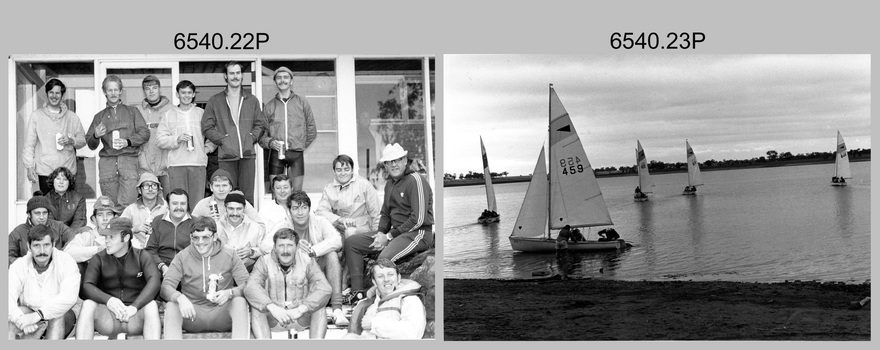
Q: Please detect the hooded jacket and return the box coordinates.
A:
[259,93,317,152]
[201,89,268,161]
[81,245,161,309]
[86,102,150,157]
[315,175,382,234]
[156,105,208,167]
[8,249,80,322]
[46,190,87,230]
[136,96,173,175]
[244,250,330,314]
[22,103,87,176]
[146,212,193,268]
[380,162,434,238]
[356,279,425,339]
[216,215,268,267]
[160,239,249,306]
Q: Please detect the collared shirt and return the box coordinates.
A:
[315,175,382,234]
[121,197,168,249]
[216,216,268,258]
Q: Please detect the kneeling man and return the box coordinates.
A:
[245,228,331,339]
[161,216,249,339]
[76,217,162,339]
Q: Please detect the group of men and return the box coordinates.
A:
[9,60,434,340]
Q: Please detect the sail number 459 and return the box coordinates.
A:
[559,157,584,175]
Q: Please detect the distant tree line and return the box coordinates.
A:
[444,170,510,181]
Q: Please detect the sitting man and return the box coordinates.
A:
[245,228,331,339]
[284,191,347,326]
[160,216,250,339]
[76,217,162,339]
[192,169,262,224]
[8,224,80,340]
[570,228,586,242]
[597,227,620,241]
[216,192,268,271]
[145,188,194,275]
[9,195,76,264]
[121,172,168,249]
[345,259,425,339]
[64,195,121,274]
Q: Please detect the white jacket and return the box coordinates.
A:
[315,175,381,234]
[8,249,80,322]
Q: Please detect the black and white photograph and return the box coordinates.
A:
[443,54,870,340]
[7,55,435,340]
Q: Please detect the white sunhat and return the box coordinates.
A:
[379,143,408,162]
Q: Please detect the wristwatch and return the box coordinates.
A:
[37,310,45,321]
[385,232,394,241]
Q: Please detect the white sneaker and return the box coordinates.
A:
[333,308,350,327]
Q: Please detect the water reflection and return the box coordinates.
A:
[481,223,503,276]
[635,200,656,270]
[833,186,854,238]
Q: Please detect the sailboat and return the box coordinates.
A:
[831,130,852,186]
[683,140,703,195]
[634,140,653,202]
[478,136,501,224]
[508,85,627,252]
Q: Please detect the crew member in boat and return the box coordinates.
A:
[597,228,620,241]
[570,228,586,242]
[634,186,641,194]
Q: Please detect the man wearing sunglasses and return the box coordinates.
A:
[121,173,167,249]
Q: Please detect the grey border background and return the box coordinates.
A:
[2,0,877,348]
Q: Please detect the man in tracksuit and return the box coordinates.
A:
[86,75,150,208]
[344,143,434,303]
[201,61,268,205]
[145,188,194,275]
[75,217,162,339]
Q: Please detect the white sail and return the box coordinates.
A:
[548,87,613,229]
[636,140,654,192]
[835,131,852,179]
[686,140,703,186]
[510,147,549,238]
[480,136,498,212]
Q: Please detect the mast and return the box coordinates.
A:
[547,83,553,240]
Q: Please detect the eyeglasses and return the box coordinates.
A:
[190,235,213,242]
[383,157,406,166]
[141,183,159,190]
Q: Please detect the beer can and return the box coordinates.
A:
[278,142,285,160]
[186,133,194,151]
[55,133,64,150]
[112,130,121,149]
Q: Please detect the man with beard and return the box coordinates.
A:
[344,144,434,304]
[23,78,87,195]
[8,224,80,340]
[76,217,161,339]
[9,195,75,264]
[215,193,267,271]
[135,75,173,192]
[201,61,268,204]
[192,169,262,224]
[344,259,425,339]
[121,173,167,249]
[245,228,330,339]
[160,216,250,339]
[86,75,149,208]
[64,195,121,273]
[146,188,194,275]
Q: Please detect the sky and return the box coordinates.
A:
[443,55,871,176]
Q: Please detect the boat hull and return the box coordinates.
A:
[634,195,648,202]
[830,182,848,187]
[509,236,626,252]
[478,216,501,225]
[683,189,697,195]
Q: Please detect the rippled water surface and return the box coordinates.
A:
[444,162,870,283]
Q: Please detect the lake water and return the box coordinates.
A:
[443,162,871,283]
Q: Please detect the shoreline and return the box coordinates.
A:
[444,278,871,340]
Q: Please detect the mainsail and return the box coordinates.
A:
[548,87,613,229]
[510,147,548,238]
[834,130,852,179]
[480,136,497,212]
[686,140,703,187]
[636,140,654,192]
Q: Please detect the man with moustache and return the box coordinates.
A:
[157,80,209,211]
[344,259,425,339]
[215,193,267,271]
[146,188,194,275]
[260,67,317,192]
[344,143,434,305]
[283,191,347,326]
[8,224,80,340]
[192,169,263,224]
[76,217,162,339]
[23,78,87,195]
[86,75,150,208]
[245,228,331,339]
[64,195,121,273]
[121,173,167,249]
[135,75,173,192]
[9,195,76,265]
[160,216,250,339]
[202,61,268,205]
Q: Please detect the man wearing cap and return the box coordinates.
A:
[201,60,268,205]
[75,217,162,339]
[192,169,262,224]
[136,75,173,192]
[86,75,150,208]
[260,66,317,192]
[344,143,434,304]
[245,228,331,339]
[121,172,168,249]
[215,192,267,271]
[157,80,209,211]
[146,188,194,275]
[161,216,250,339]
[8,224,80,340]
[64,195,121,273]
[9,195,76,265]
